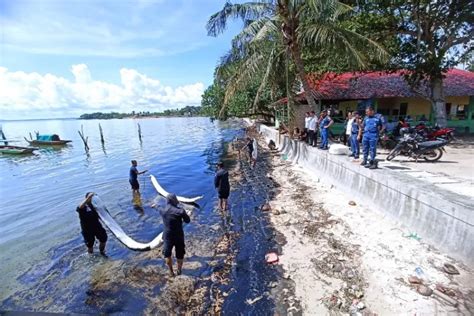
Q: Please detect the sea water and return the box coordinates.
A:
[0,117,244,311]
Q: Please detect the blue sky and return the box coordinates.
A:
[0,0,242,119]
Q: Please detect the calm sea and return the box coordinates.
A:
[0,117,244,312]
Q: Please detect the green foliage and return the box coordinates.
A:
[79,106,203,120]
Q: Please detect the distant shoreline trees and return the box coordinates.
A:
[79,106,204,119]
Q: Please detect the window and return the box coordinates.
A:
[456,105,466,120]
[399,103,408,116]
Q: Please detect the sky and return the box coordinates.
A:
[0,0,242,119]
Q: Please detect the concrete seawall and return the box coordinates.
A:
[258,124,474,267]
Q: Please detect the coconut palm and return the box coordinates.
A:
[213,24,290,119]
[207,0,388,111]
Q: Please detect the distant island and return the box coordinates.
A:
[79,106,203,120]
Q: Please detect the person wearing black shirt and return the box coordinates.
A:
[214,162,230,211]
[76,192,107,256]
[160,193,190,276]
[129,160,148,194]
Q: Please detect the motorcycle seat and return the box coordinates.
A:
[418,140,446,148]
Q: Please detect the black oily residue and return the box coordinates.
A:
[220,142,301,315]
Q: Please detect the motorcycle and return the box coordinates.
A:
[415,123,455,142]
[379,131,398,150]
[386,132,448,162]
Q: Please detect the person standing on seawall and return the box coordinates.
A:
[358,106,383,169]
[161,193,191,277]
[304,112,311,144]
[129,160,148,194]
[76,192,108,256]
[319,110,333,150]
[344,111,354,147]
[307,111,318,147]
[349,112,361,159]
[215,161,230,211]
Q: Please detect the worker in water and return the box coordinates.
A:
[214,161,230,211]
[245,137,256,167]
[129,160,148,194]
[76,192,107,256]
[160,193,191,277]
[358,106,383,169]
[319,110,333,150]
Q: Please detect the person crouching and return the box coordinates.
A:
[160,193,190,276]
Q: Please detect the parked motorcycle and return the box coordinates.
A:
[415,123,455,142]
[379,132,398,150]
[386,132,448,162]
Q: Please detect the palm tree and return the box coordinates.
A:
[207,0,388,111]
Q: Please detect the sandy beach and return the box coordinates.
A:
[252,135,474,315]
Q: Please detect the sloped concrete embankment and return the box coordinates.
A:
[258,125,474,267]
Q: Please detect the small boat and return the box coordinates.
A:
[24,134,72,146]
[0,145,38,155]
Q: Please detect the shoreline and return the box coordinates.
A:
[253,134,474,314]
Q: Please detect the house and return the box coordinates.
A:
[274,69,474,133]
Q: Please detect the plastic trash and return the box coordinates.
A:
[265,252,279,264]
[282,154,288,160]
[403,232,421,241]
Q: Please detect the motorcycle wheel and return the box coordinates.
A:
[386,144,404,161]
[422,148,443,162]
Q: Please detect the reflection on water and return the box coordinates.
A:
[0,117,244,313]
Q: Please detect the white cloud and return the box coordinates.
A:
[0,65,204,119]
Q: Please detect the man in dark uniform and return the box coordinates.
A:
[214,161,230,211]
[129,160,147,194]
[76,192,108,256]
[349,112,361,159]
[319,110,333,150]
[160,193,190,276]
[358,107,383,169]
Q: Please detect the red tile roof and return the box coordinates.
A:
[283,69,474,104]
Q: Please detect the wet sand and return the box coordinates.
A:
[256,135,474,315]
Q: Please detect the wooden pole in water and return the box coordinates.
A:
[78,125,90,152]
[0,125,8,145]
[99,123,105,144]
[137,123,142,142]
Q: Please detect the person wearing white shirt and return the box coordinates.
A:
[307,111,318,147]
[304,112,311,143]
[345,111,354,147]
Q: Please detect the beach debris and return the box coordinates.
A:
[265,252,279,264]
[403,232,421,241]
[414,267,428,281]
[348,201,357,206]
[349,299,366,315]
[273,209,281,215]
[282,154,288,160]
[443,263,460,275]
[333,262,343,273]
[287,306,299,313]
[416,284,433,296]
[261,203,272,212]
[324,291,344,310]
[245,295,263,305]
[433,289,459,307]
[435,284,456,297]
[408,275,422,284]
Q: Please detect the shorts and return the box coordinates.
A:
[218,190,230,199]
[82,226,107,248]
[163,237,186,259]
[129,179,139,190]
